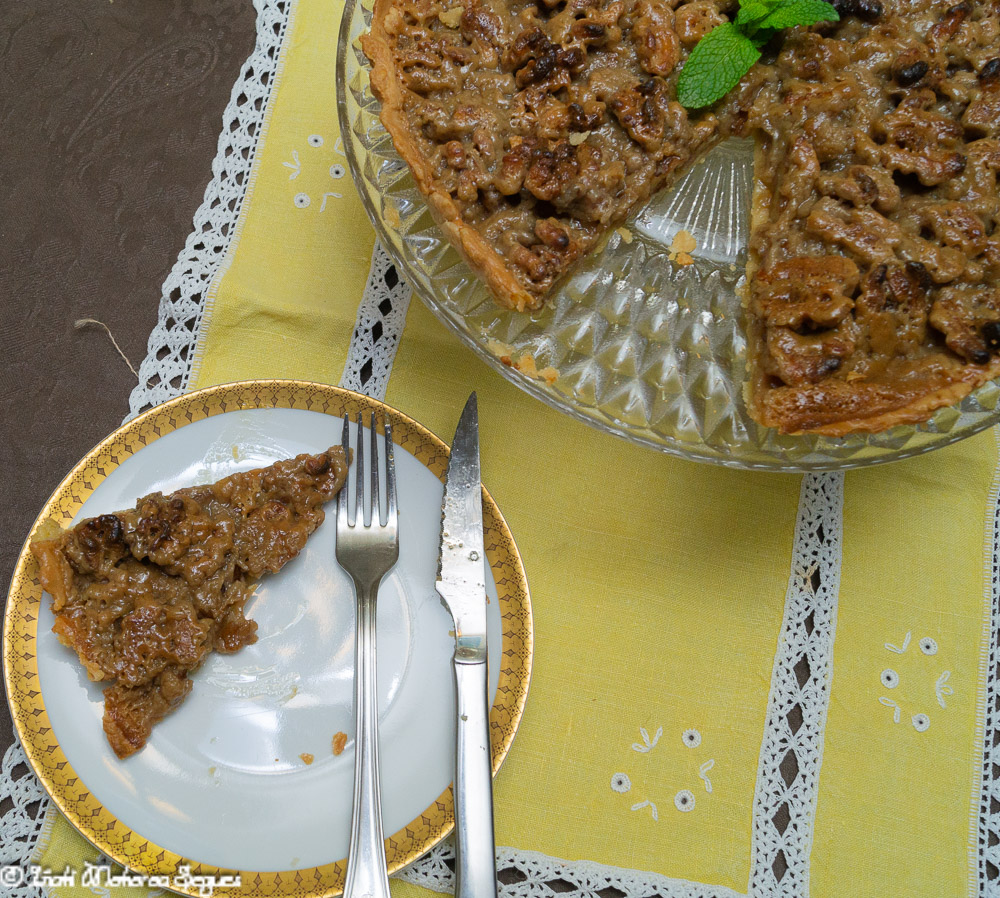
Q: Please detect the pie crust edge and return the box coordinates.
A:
[362,12,543,313]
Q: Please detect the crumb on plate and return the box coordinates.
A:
[668,230,696,266]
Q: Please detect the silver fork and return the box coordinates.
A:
[336,412,399,898]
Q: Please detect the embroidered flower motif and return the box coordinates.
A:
[674,789,695,812]
[320,192,343,211]
[283,150,302,180]
[330,164,346,179]
[879,696,902,723]
[631,799,658,820]
[611,773,632,793]
[294,193,311,208]
[308,134,324,147]
[878,631,951,732]
[614,724,714,821]
[884,631,911,654]
[935,670,953,709]
[632,726,662,753]
[698,759,715,793]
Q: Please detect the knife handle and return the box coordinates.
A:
[453,652,499,898]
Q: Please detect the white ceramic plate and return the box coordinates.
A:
[5,382,532,897]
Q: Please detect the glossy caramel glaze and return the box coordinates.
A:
[363,0,749,309]
[31,448,348,758]
[746,0,1000,432]
[368,0,1000,433]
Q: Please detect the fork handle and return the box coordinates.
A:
[344,580,392,898]
[453,654,499,898]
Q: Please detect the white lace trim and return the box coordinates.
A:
[398,841,744,898]
[0,742,50,898]
[338,243,412,401]
[748,473,843,897]
[127,0,293,419]
[978,426,1000,897]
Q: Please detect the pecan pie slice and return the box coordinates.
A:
[31,448,348,758]
[363,0,747,311]
[744,0,1000,433]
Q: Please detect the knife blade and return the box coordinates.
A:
[436,392,498,898]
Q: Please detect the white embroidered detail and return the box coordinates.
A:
[330,164,346,179]
[631,799,660,820]
[748,472,844,898]
[338,243,412,402]
[699,760,715,794]
[127,0,293,419]
[879,696,902,723]
[294,192,311,208]
[611,773,632,794]
[611,724,716,825]
[877,633,950,733]
[308,134,324,147]
[885,631,912,654]
[881,669,899,689]
[633,727,662,753]
[674,791,695,813]
[397,844,746,898]
[936,671,953,709]
[284,150,302,179]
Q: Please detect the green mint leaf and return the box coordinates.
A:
[735,0,774,27]
[757,0,839,28]
[677,23,761,109]
[750,25,777,46]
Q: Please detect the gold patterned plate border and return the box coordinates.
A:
[3,380,533,898]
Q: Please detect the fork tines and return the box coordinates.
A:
[338,412,397,529]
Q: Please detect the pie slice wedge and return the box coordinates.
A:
[31,447,348,758]
[743,0,1000,434]
[363,0,749,311]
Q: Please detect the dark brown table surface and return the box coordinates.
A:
[0,0,256,771]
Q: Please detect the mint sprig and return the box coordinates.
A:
[677,0,839,109]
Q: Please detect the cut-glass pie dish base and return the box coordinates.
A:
[336,0,1000,471]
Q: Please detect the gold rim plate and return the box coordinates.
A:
[3,381,533,898]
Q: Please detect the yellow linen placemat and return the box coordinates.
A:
[31,0,1000,896]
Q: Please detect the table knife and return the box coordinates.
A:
[436,392,499,898]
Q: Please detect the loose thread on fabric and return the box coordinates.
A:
[74,319,139,379]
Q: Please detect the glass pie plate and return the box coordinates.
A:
[336,1,1000,471]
